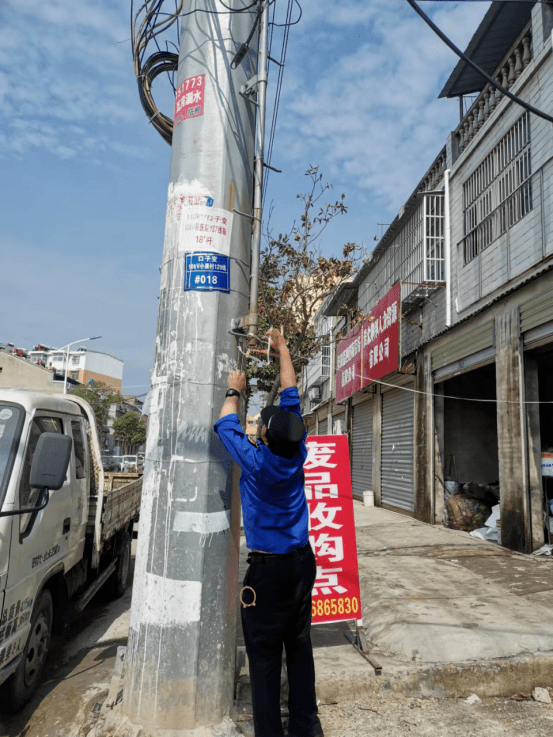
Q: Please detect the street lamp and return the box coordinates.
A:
[57,336,102,394]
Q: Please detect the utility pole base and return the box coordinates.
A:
[92,706,242,737]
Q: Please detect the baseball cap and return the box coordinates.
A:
[260,405,305,455]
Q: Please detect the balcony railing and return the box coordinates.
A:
[454,24,532,160]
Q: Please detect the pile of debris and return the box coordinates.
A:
[444,481,500,541]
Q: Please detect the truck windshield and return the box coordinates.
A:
[0,404,24,511]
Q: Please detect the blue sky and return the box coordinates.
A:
[0,0,490,395]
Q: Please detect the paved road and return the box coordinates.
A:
[0,542,136,737]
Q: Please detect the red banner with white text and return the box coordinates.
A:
[335,327,363,403]
[305,435,362,626]
[335,281,401,400]
[360,280,400,386]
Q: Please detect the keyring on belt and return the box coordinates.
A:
[240,586,256,608]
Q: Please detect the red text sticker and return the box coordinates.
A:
[174,74,205,127]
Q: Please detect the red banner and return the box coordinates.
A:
[335,282,401,400]
[361,281,400,386]
[174,74,205,127]
[305,435,362,626]
[335,326,363,403]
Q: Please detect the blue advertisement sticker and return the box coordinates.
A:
[184,251,230,293]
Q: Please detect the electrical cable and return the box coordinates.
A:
[132,0,265,144]
[263,0,295,203]
[269,0,301,26]
[132,0,182,144]
[354,370,553,405]
[405,0,553,125]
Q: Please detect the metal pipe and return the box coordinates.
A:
[248,0,269,334]
[444,169,452,327]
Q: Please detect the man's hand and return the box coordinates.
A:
[265,328,287,353]
[228,370,246,394]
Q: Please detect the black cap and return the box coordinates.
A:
[260,405,305,448]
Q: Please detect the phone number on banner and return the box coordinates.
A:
[312,596,359,619]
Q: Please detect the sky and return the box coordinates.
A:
[0,0,491,396]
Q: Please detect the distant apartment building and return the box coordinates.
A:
[28,345,123,390]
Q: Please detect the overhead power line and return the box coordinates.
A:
[406,0,553,125]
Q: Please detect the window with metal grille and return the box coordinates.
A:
[361,192,444,312]
[462,111,532,264]
[321,336,331,378]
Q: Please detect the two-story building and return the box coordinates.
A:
[310,1,553,554]
[28,345,123,390]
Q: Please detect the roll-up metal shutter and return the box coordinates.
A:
[351,400,373,501]
[381,388,414,512]
[318,418,328,435]
[431,321,493,371]
[520,290,553,333]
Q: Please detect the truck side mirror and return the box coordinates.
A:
[30,433,72,490]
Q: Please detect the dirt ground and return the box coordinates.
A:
[315,694,553,737]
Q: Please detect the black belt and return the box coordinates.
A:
[247,543,311,564]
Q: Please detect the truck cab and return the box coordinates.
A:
[0,389,141,710]
[0,391,89,673]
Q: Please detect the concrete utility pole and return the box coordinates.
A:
[123,1,267,732]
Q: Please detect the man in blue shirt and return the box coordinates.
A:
[214,329,323,737]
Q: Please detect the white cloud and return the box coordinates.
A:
[0,0,160,162]
[277,0,491,212]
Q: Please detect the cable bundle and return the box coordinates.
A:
[131,1,183,145]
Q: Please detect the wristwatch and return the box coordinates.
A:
[225,388,241,398]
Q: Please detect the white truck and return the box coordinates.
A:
[0,389,142,710]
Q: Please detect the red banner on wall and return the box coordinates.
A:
[361,280,400,387]
[305,435,362,626]
[335,281,401,400]
[335,326,363,403]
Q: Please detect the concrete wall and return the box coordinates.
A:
[77,368,122,390]
[0,352,61,391]
[441,367,499,485]
[84,351,124,380]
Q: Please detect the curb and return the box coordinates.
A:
[313,651,553,701]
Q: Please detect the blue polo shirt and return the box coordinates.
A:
[213,387,309,554]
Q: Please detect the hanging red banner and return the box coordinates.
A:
[360,281,401,386]
[305,435,362,626]
[335,326,363,403]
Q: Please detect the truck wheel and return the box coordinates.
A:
[2,589,53,712]
[109,531,132,599]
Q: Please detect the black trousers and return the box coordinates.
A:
[241,544,323,737]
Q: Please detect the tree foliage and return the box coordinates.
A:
[251,167,364,399]
[113,412,147,450]
[70,381,123,427]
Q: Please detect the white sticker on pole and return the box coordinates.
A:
[177,206,233,256]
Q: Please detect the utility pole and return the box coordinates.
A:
[123,1,268,733]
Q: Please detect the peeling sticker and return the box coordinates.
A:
[173,510,230,535]
[130,573,202,627]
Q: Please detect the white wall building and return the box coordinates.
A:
[28,346,123,390]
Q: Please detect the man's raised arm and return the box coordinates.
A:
[266,329,296,390]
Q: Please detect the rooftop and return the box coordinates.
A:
[438,0,533,99]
